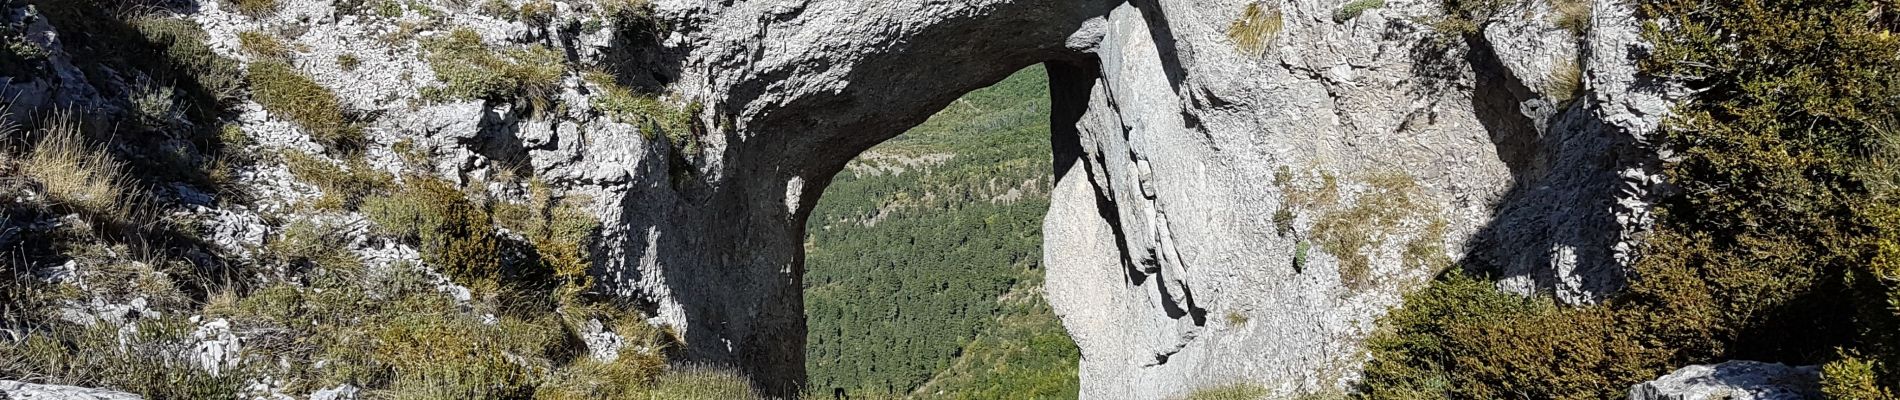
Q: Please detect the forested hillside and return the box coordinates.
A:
[802,67,1079,398]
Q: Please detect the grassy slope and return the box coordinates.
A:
[802,66,1079,398]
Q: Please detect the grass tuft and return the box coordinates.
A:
[22,116,141,223]
[1228,3,1284,55]
[1546,56,1583,102]
[237,30,291,59]
[423,28,566,111]
[248,61,359,150]
[1174,383,1268,400]
[228,0,280,18]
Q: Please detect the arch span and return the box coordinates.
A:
[607,0,1657,396]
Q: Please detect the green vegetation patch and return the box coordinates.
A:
[585,71,700,151]
[423,28,565,110]
[248,61,359,149]
[1277,170,1447,291]
[1362,0,1900,396]
[1333,0,1386,23]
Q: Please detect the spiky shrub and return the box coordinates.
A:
[1333,0,1386,23]
[1228,3,1284,55]
[247,61,359,150]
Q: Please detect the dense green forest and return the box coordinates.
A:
[802,67,1079,398]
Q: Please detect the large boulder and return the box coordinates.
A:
[1629,361,1822,400]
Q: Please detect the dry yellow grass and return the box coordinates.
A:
[21,115,140,222]
[1228,3,1284,55]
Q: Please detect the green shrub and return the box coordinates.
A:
[131,84,179,130]
[1822,353,1896,400]
[1358,272,1666,400]
[1228,3,1283,55]
[248,61,359,149]
[1333,0,1386,23]
[423,28,565,110]
[361,178,505,290]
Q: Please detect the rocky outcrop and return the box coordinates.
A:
[664,0,1669,396]
[1629,361,1822,400]
[1,0,1677,397]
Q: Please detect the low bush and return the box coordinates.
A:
[1358,272,1666,400]
[423,28,565,110]
[360,178,504,290]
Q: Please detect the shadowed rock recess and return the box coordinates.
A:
[0,0,1675,396]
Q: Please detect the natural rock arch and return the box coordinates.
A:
[608,0,1114,395]
[607,0,1663,396]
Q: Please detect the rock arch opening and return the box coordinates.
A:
[800,66,1080,397]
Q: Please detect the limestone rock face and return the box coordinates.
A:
[1628,361,1823,400]
[0,381,140,400]
[0,0,1679,397]
[662,0,1671,396]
